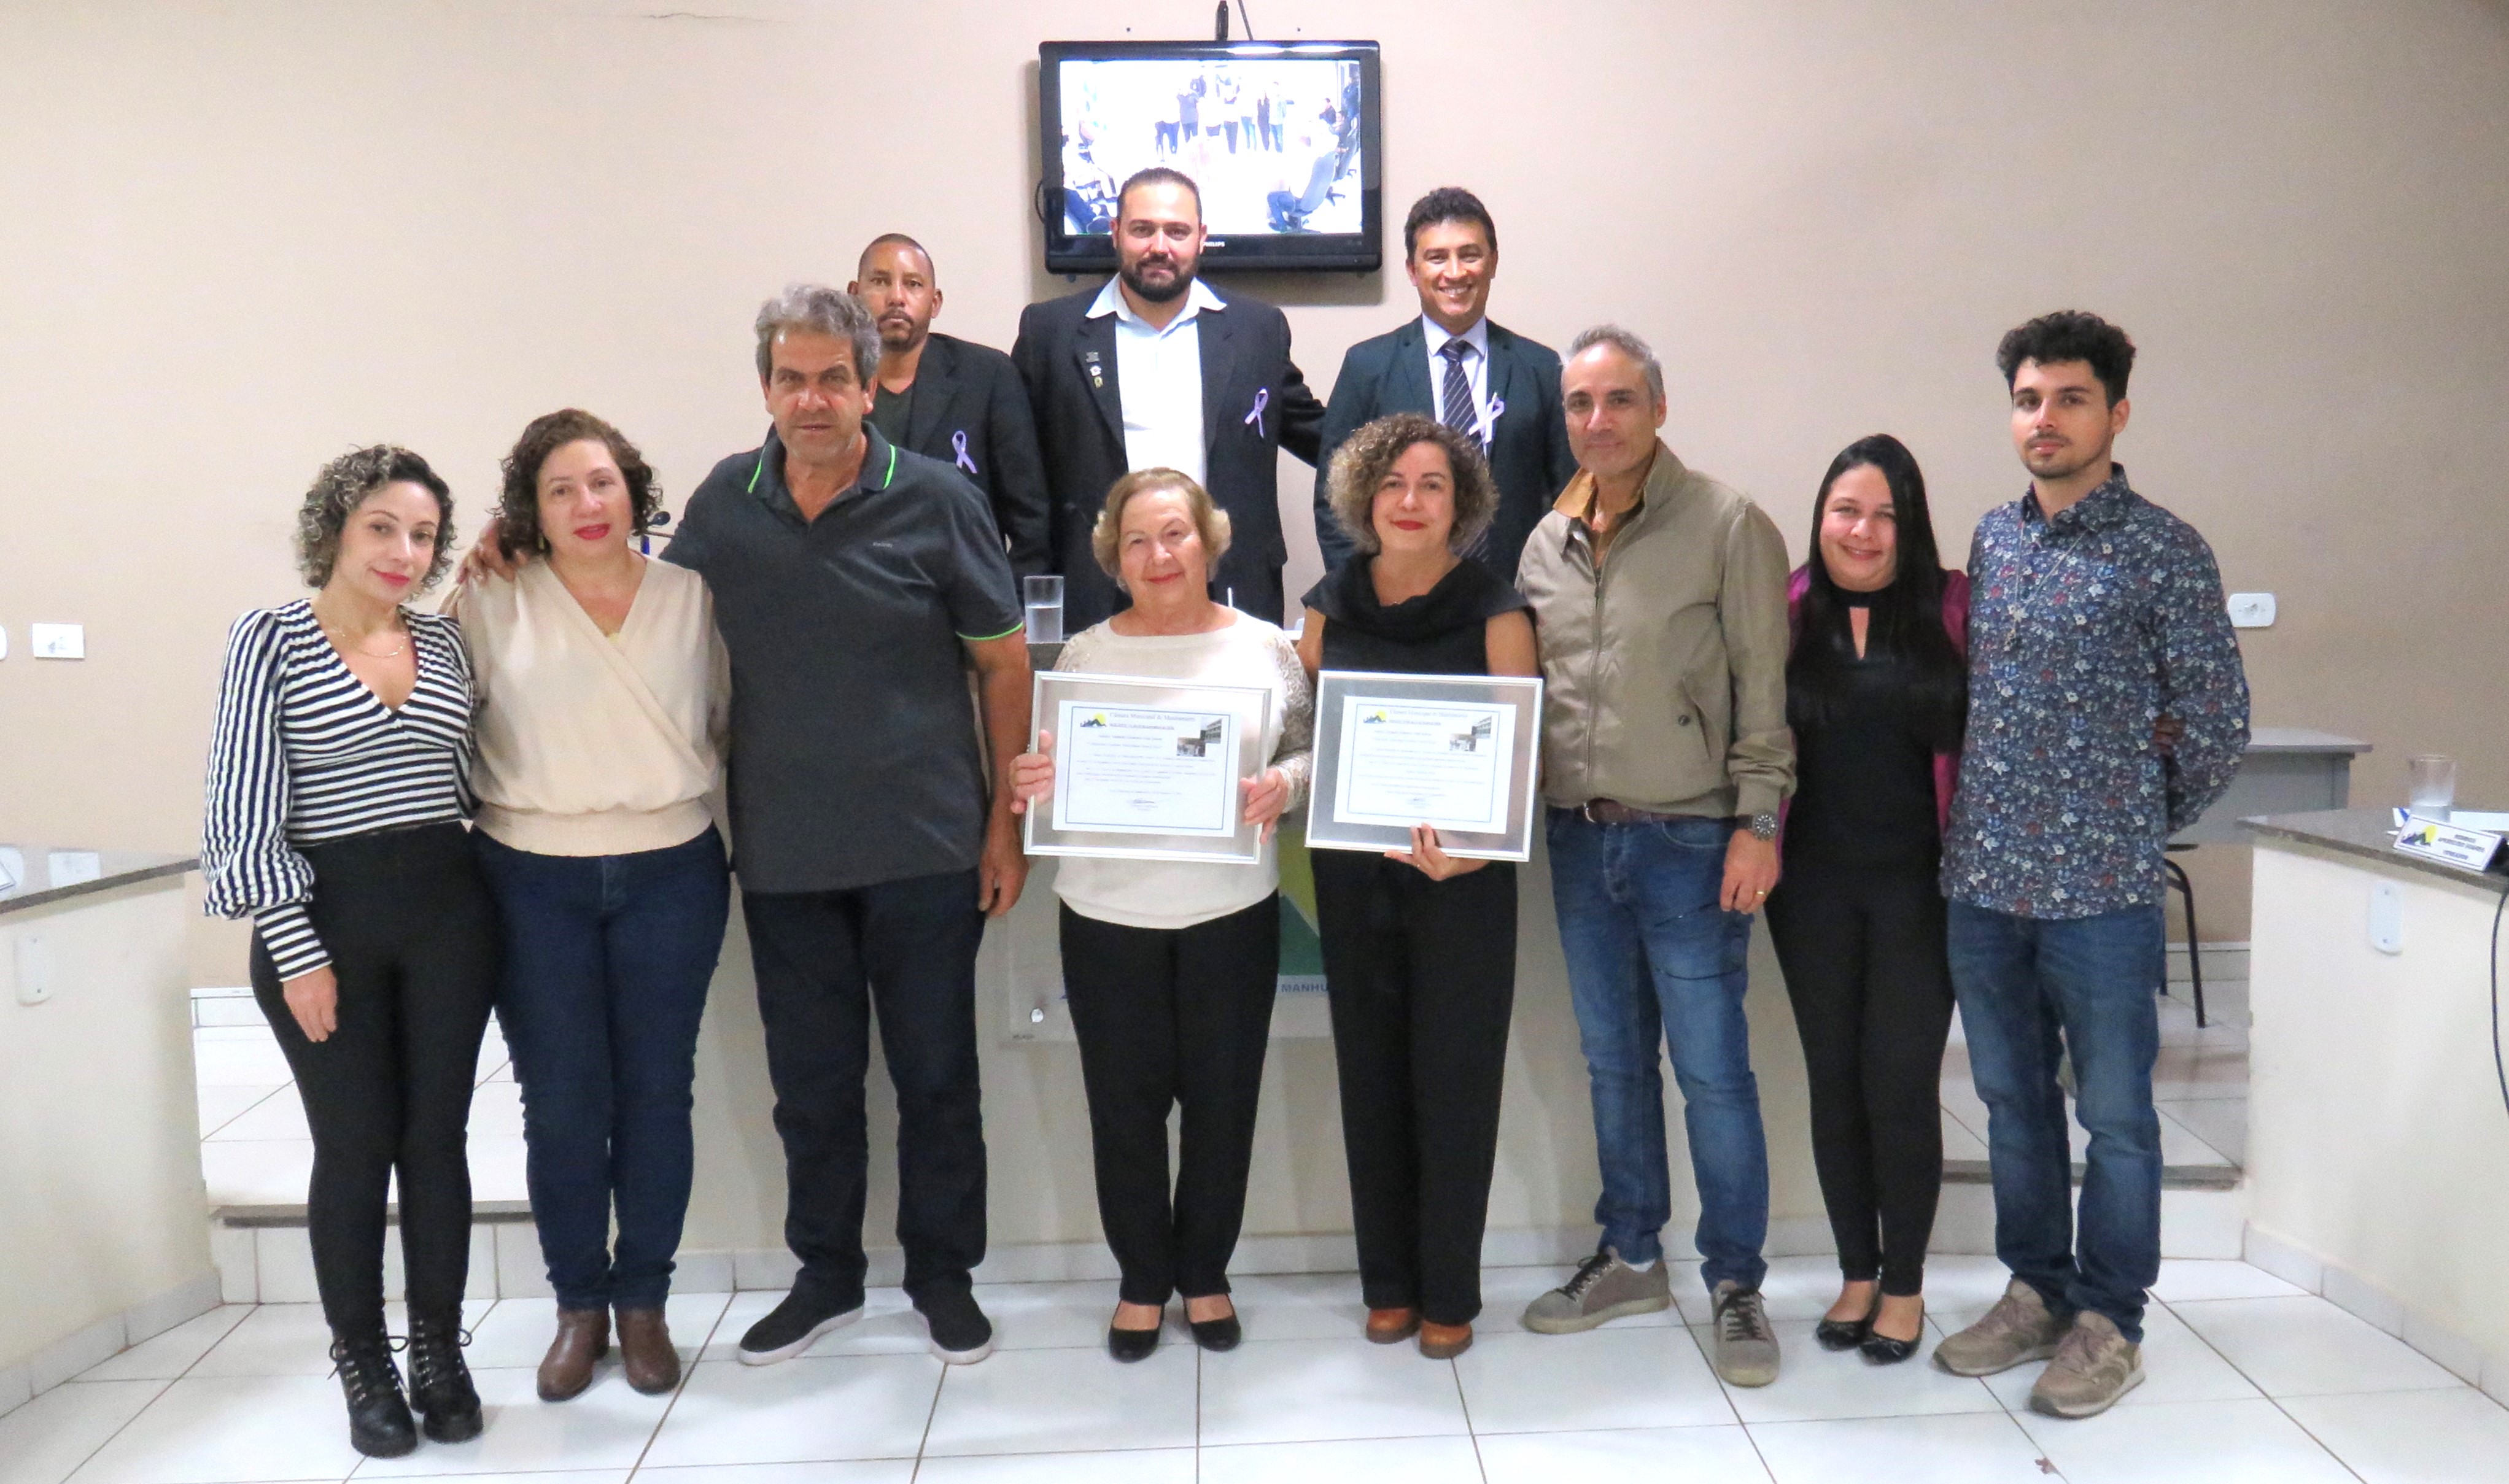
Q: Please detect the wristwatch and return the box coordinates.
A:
[1747,813,1779,842]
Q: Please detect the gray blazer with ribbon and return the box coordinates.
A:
[891,331,1053,579]
[1311,317,1577,584]
[1012,284,1325,630]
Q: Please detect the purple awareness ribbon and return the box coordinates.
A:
[1478,396,1505,449]
[951,429,977,474]
[1243,387,1270,439]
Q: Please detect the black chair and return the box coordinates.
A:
[2162,841,2207,1028]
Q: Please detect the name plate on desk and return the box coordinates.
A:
[2392,812,2504,871]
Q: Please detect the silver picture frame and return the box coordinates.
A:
[1305,670,1545,862]
[1022,670,1276,864]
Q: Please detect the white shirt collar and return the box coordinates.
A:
[1090,274,1227,330]
[1421,314,1491,360]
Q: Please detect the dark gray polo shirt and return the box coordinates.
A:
[666,426,1021,894]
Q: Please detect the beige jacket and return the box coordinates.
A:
[1516,442,1794,821]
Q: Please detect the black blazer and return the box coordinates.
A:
[1013,285,1325,628]
[890,331,1052,578]
[1312,318,1577,584]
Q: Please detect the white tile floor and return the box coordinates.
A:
[125,972,2405,1480]
[7,1261,2507,1483]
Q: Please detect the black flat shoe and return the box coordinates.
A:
[1107,1322,1162,1362]
[1815,1299,1879,1351]
[1861,1302,1926,1365]
[1185,1298,1241,1352]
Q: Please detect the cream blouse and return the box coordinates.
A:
[456,558,729,857]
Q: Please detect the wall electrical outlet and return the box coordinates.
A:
[2227,593,2276,628]
[30,622,84,659]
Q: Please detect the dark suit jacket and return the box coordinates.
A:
[1012,285,1325,629]
[1312,318,1578,584]
[891,331,1052,578]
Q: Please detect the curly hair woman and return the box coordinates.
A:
[200,445,497,1458]
[448,409,731,1403]
[1293,412,1538,1359]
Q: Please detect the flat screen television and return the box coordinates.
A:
[1039,39,1382,274]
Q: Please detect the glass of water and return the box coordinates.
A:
[1023,575,1064,644]
[2408,754,2457,816]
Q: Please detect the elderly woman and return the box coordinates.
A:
[202,447,496,1458]
[450,410,731,1402]
[1010,469,1313,1362]
[1295,414,1538,1360]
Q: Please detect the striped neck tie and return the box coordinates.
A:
[1438,338,1476,434]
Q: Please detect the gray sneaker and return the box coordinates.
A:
[2028,1310,2144,1418]
[1708,1281,1780,1387]
[1933,1277,2069,1377]
[1521,1248,1672,1334]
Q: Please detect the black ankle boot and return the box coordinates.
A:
[406,1310,484,1443]
[328,1335,417,1458]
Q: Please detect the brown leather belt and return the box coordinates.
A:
[1578,798,1681,825]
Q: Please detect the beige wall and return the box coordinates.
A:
[4,0,2507,1261]
[0,882,212,1372]
[4,0,2506,891]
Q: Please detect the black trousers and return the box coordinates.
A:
[1058,897,1279,1305]
[1764,859,1955,1295]
[742,869,988,1307]
[1313,854,1516,1326]
[249,823,498,1339]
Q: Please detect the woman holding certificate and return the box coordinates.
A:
[1295,414,1538,1360]
[1009,469,1313,1362]
[1764,434,1968,1365]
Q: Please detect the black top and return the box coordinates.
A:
[1786,598,1940,872]
[1302,555,1530,677]
[869,381,916,446]
[666,426,1021,893]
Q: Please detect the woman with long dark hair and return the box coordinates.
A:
[1765,434,1969,1365]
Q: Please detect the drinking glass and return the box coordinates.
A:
[2408,754,2457,816]
[1023,575,1065,644]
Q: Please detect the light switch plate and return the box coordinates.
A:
[29,623,83,659]
[0,625,9,660]
[2368,879,2403,954]
[14,935,52,1006]
[2227,592,2276,628]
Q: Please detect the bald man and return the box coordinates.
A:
[850,234,1051,576]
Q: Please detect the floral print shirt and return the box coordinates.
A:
[1941,468,2249,918]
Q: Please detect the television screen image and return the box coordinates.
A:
[1039,41,1381,272]
[1058,56,1363,237]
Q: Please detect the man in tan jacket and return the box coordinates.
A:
[1514,325,1794,1388]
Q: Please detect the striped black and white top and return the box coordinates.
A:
[201,600,476,978]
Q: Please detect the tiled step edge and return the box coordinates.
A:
[1942,1158,2244,1192]
[2243,1222,2509,1410]
[0,1269,220,1423]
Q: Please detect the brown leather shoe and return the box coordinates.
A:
[1365,1307,1421,1344]
[537,1308,608,1402]
[1419,1321,1473,1359]
[614,1306,681,1395]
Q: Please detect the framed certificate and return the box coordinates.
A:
[1023,671,1276,864]
[1305,671,1544,861]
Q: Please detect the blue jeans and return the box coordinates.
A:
[1945,899,2163,1342]
[473,826,731,1310]
[1548,809,1769,1291]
